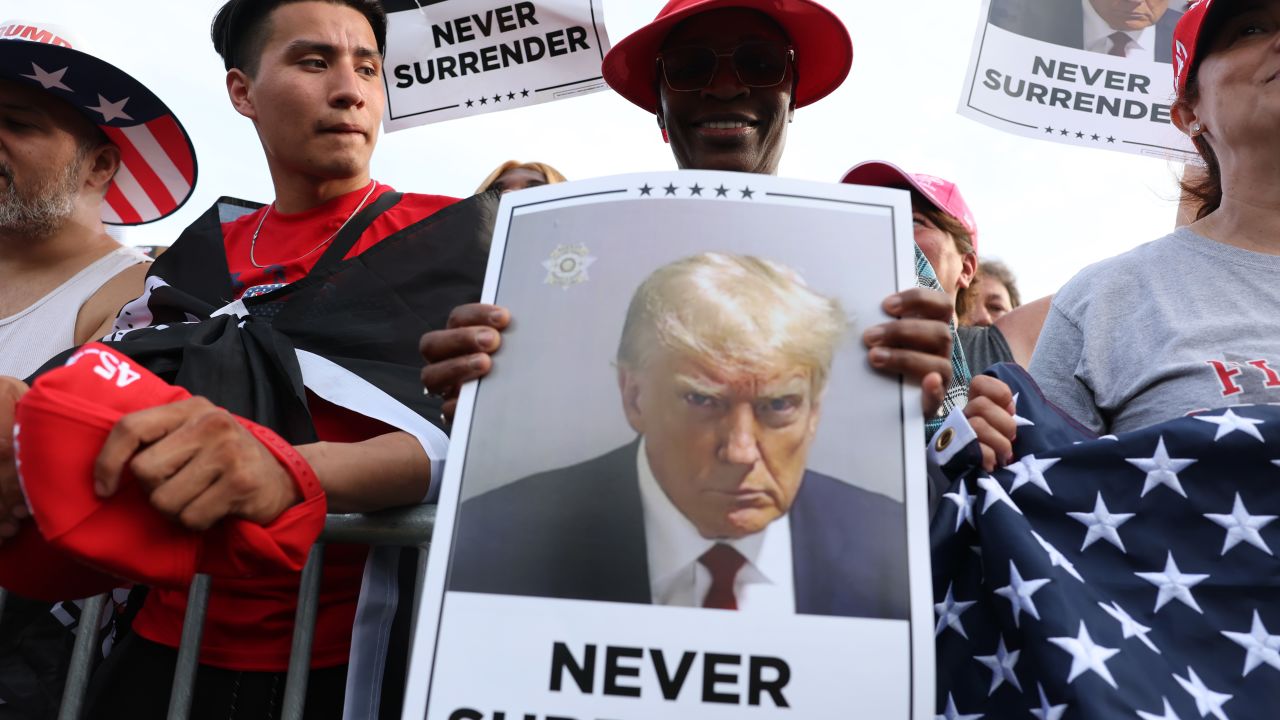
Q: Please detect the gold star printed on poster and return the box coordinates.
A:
[542,243,597,289]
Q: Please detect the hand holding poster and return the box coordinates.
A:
[382,0,609,130]
[402,172,934,719]
[959,0,1196,161]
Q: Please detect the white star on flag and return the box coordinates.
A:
[1008,454,1060,495]
[1204,493,1276,556]
[935,692,983,720]
[1137,697,1184,720]
[1173,667,1232,720]
[1030,530,1084,582]
[1012,393,1035,427]
[1220,610,1280,676]
[1193,408,1265,442]
[994,560,1051,628]
[1098,600,1160,653]
[978,475,1022,515]
[1126,436,1197,497]
[1029,683,1067,720]
[975,636,1022,695]
[943,481,976,532]
[88,94,132,123]
[21,62,71,92]
[1068,492,1134,553]
[934,582,976,639]
[1136,552,1210,614]
[1047,620,1120,688]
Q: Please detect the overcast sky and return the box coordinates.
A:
[32,0,1189,300]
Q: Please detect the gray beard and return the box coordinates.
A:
[0,156,83,239]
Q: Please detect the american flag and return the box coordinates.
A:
[0,22,197,225]
[932,364,1280,720]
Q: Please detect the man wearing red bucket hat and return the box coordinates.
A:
[422,0,960,434]
[0,21,197,380]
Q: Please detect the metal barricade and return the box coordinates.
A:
[8,504,436,720]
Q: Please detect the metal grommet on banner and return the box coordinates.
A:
[935,427,955,452]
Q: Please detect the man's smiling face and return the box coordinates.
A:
[657,8,795,175]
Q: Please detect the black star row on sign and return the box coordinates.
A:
[1042,127,1119,144]
[465,90,531,110]
[640,184,754,199]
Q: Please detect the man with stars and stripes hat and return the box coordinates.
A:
[0,20,198,380]
[0,19,198,718]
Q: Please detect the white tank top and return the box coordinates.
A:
[0,246,149,379]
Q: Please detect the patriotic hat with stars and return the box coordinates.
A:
[841,160,979,250]
[0,20,197,225]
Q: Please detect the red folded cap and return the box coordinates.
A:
[0,521,120,601]
[9,343,325,592]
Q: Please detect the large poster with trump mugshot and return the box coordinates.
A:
[959,0,1198,162]
[401,172,933,720]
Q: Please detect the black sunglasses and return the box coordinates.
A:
[657,41,795,92]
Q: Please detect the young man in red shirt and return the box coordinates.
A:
[0,1,479,717]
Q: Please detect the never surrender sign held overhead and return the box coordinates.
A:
[959,0,1196,162]
[382,0,610,130]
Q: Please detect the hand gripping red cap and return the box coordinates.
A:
[6,343,325,595]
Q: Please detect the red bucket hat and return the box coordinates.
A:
[5,344,324,594]
[602,0,853,114]
[0,21,198,225]
[842,161,979,251]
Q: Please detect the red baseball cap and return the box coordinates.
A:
[841,161,979,250]
[1172,0,1224,94]
[0,521,119,601]
[602,0,853,114]
[9,343,325,592]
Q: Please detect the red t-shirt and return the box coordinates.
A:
[132,181,456,670]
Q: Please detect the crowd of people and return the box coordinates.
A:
[0,0,1265,716]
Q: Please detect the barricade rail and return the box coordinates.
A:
[0,504,437,720]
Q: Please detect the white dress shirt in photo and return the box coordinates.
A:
[636,440,796,613]
[1081,0,1158,61]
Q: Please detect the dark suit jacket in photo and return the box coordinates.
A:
[448,441,910,620]
[988,0,1183,63]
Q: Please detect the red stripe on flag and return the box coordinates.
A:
[143,115,195,185]
[103,125,176,214]
[104,182,143,225]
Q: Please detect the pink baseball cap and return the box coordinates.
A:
[841,161,978,250]
[1172,0,1222,95]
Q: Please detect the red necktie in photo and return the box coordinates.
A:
[1108,31,1133,57]
[699,543,746,610]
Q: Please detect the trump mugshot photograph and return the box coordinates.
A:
[448,252,910,620]
[988,0,1185,63]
